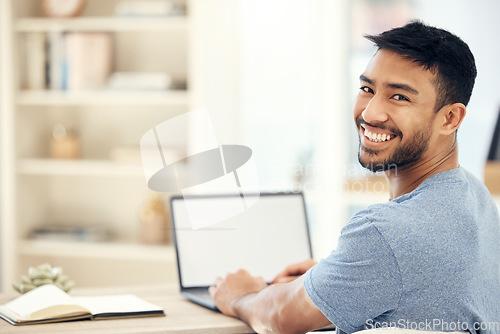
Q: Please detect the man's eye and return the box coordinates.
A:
[360,86,373,94]
[393,94,410,102]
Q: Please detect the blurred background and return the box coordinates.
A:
[1,0,499,291]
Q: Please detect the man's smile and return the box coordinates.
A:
[358,122,401,152]
[361,123,396,143]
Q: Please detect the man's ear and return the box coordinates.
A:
[439,103,466,135]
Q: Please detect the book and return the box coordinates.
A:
[48,31,65,90]
[21,32,47,90]
[65,32,112,90]
[0,284,165,326]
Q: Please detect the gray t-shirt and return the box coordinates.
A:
[304,167,500,334]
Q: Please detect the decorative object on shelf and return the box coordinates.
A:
[12,263,75,294]
[139,195,171,244]
[50,123,81,159]
[41,0,87,18]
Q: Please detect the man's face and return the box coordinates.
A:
[354,50,440,172]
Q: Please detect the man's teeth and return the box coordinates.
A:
[364,128,392,142]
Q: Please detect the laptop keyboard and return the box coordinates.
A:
[186,289,211,298]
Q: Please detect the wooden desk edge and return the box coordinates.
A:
[0,284,255,334]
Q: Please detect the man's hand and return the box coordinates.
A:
[271,259,317,284]
[209,269,268,317]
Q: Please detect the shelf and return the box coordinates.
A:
[17,90,189,106]
[18,159,145,177]
[15,16,189,32]
[2,0,195,289]
[19,239,175,262]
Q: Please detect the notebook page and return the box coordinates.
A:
[72,294,162,315]
[4,285,72,319]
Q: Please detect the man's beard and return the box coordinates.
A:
[358,127,431,173]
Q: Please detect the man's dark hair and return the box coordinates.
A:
[365,20,477,112]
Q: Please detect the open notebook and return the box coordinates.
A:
[0,284,164,326]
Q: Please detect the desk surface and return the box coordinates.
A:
[0,284,254,334]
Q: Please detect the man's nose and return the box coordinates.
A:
[360,96,389,124]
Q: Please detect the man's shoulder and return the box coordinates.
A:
[406,167,496,215]
[364,167,491,212]
[408,166,489,198]
[346,167,499,256]
[346,168,496,239]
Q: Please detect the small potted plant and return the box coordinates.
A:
[13,263,75,294]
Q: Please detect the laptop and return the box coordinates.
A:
[170,192,313,311]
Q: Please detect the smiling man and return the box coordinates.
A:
[209,21,500,334]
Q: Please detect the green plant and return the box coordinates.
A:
[13,263,75,294]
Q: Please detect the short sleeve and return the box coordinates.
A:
[304,217,402,333]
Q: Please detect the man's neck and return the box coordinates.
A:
[384,145,459,200]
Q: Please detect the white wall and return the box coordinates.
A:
[237,0,317,190]
[415,0,500,178]
[235,0,349,256]
[189,0,241,146]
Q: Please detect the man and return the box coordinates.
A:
[209,21,500,334]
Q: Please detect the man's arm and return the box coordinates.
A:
[271,259,317,284]
[209,269,331,334]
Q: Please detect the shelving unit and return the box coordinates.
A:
[1,0,193,290]
[1,0,242,291]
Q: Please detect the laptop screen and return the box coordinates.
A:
[170,193,312,288]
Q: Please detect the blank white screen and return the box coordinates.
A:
[171,194,312,287]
